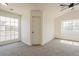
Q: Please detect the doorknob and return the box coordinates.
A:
[32,32,34,33]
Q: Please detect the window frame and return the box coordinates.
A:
[61,20,79,34]
[0,16,20,42]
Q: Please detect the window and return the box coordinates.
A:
[61,20,79,34]
[0,16,19,42]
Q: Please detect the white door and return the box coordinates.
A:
[32,16,41,45]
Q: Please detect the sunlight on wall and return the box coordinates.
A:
[60,40,79,46]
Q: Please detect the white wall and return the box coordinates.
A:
[55,10,79,41]
[21,14,31,45]
[42,11,55,45]
[38,4,60,45]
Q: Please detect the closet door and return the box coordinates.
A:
[32,16,41,45]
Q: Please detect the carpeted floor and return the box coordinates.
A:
[0,39,79,56]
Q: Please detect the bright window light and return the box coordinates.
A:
[61,20,79,34]
[0,16,19,41]
[60,40,79,46]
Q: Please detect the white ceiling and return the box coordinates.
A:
[0,3,79,16]
[0,3,60,15]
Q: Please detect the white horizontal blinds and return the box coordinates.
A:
[61,20,73,32]
[0,16,6,41]
[0,10,20,42]
[61,20,79,34]
[14,18,19,40]
[73,20,79,32]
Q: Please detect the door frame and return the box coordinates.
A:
[30,10,42,45]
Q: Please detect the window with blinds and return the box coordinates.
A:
[0,16,19,42]
[61,20,79,34]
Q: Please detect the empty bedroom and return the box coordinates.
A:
[0,3,79,56]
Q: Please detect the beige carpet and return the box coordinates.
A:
[0,39,79,56]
